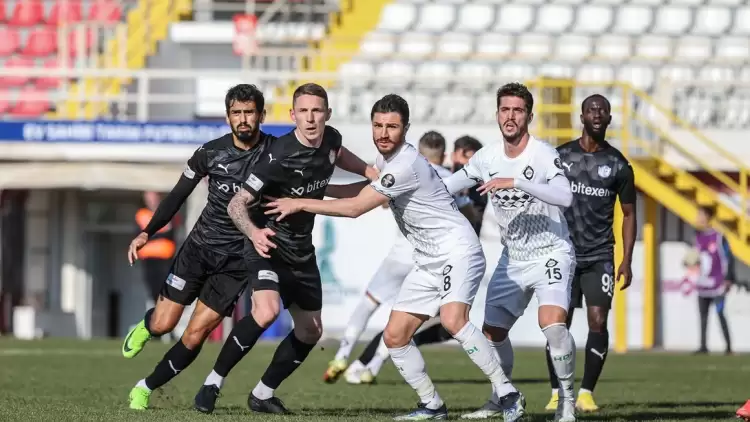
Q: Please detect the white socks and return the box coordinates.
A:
[334,295,379,361]
[136,379,151,392]
[366,336,391,376]
[454,322,516,398]
[204,370,225,389]
[543,323,576,400]
[388,340,444,410]
[491,338,514,380]
[252,381,275,400]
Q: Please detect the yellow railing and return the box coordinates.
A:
[528,78,749,240]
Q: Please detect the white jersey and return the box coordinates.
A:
[389,163,455,256]
[371,143,480,266]
[461,136,572,261]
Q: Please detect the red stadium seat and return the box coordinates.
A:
[47,0,83,26]
[0,90,12,114]
[0,1,8,23]
[0,56,34,87]
[35,58,65,89]
[0,27,20,56]
[22,28,57,57]
[88,0,121,23]
[10,0,43,26]
[10,87,51,117]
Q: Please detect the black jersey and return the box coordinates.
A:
[185,132,276,256]
[241,126,342,264]
[556,139,636,262]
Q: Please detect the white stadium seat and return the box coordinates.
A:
[612,6,652,35]
[534,4,573,34]
[496,63,535,80]
[414,62,454,86]
[674,36,712,62]
[573,5,613,34]
[652,6,691,35]
[577,65,615,83]
[715,37,750,62]
[692,6,731,36]
[493,4,534,33]
[659,65,695,84]
[377,62,415,88]
[359,33,396,57]
[436,32,473,57]
[397,32,435,57]
[697,66,735,84]
[454,62,494,88]
[629,0,666,5]
[454,4,495,33]
[555,35,592,60]
[594,35,631,60]
[635,36,672,60]
[537,64,574,79]
[669,0,703,5]
[415,4,456,32]
[516,34,552,59]
[617,65,655,91]
[338,60,374,88]
[732,7,750,35]
[475,33,513,56]
[376,3,416,32]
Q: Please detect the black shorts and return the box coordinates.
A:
[571,259,615,309]
[245,249,322,312]
[160,238,247,317]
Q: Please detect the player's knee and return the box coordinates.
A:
[587,307,609,332]
[294,320,322,344]
[482,323,509,343]
[438,302,470,336]
[538,305,568,329]
[251,302,280,328]
[181,325,211,349]
[383,324,410,348]
[148,308,181,335]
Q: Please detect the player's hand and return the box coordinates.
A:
[127,232,149,265]
[264,198,303,222]
[477,178,515,195]
[617,262,633,290]
[249,227,276,258]
[365,166,380,182]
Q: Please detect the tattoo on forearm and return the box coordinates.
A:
[228,194,255,237]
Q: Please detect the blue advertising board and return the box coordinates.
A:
[0,120,295,144]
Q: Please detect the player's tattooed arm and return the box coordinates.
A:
[265,186,389,221]
[336,146,379,181]
[325,181,370,198]
[228,190,277,258]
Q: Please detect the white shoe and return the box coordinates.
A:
[344,360,365,384]
[554,398,576,422]
[461,392,525,420]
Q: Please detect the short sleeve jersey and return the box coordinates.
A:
[371,143,480,266]
[461,136,572,261]
[240,126,342,264]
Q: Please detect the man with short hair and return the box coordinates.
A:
[193,83,376,415]
[442,82,577,421]
[265,94,521,421]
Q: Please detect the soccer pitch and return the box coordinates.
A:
[0,338,745,421]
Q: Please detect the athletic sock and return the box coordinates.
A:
[213,315,266,378]
[144,340,202,390]
[334,295,379,361]
[259,332,316,390]
[389,340,444,410]
[581,330,609,392]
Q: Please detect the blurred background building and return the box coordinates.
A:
[0,0,749,354]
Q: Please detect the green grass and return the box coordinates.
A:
[0,338,746,421]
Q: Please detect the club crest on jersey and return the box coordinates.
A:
[329,149,337,164]
[381,174,395,188]
[554,157,563,170]
[598,165,612,178]
[545,258,559,268]
[523,166,534,180]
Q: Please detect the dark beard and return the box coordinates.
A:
[234,126,257,144]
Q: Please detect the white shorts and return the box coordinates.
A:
[484,249,576,329]
[392,247,486,318]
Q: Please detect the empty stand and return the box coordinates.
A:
[0,0,123,117]
[322,0,750,126]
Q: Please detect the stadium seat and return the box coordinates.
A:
[577,65,615,83]
[0,56,33,87]
[555,35,592,60]
[454,62,493,89]
[415,4,455,33]
[573,5,612,34]
[0,1,6,22]
[0,27,20,56]
[635,36,672,60]
[87,0,122,23]
[493,4,534,33]
[375,3,415,32]
[697,66,734,84]
[612,5,652,35]
[47,0,83,26]
[516,34,552,59]
[22,28,57,57]
[377,61,414,88]
[617,65,655,91]
[10,0,43,26]
[437,32,472,57]
[496,63,535,80]
[534,4,573,34]
[35,57,68,89]
[10,87,51,117]
[715,37,750,62]
[692,6,731,36]
[397,32,434,58]
[0,90,11,114]
[595,35,631,60]
[338,60,374,88]
[731,7,750,35]
[659,65,694,84]
[475,34,512,56]
[652,6,691,35]
[454,4,494,33]
[359,33,396,57]
[414,62,453,88]
[538,63,573,79]
[675,37,712,62]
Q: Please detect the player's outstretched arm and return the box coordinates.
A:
[514,175,573,207]
[336,146,379,181]
[325,180,370,199]
[443,170,480,194]
[265,185,389,221]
